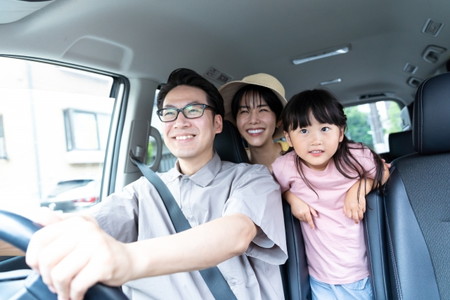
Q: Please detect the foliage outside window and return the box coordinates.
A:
[344,100,402,153]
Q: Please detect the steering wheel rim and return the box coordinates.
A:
[0,209,129,300]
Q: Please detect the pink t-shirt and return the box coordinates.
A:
[272,145,377,284]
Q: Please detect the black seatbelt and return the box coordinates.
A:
[129,152,237,300]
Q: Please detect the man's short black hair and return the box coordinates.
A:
[157,68,225,118]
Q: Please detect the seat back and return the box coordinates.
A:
[214,120,249,163]
[281,203,311,300]
[365,72,450,300]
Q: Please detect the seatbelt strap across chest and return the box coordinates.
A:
[129,153,237,300]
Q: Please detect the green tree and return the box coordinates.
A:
[386,102,402,133]
[344,106,374,149]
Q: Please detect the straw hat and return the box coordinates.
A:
[219,73,287,138]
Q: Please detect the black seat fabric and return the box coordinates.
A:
[365,72,450,300]
[387,130,415,161]
[214,119,311,299]
[281,204,311,300]
[214,120,249,163]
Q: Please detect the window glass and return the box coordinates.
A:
[0,57,116,213]
[149,89,176,172]
[344,100,403,154]
[64,109,110,151]
[0,115,6,159]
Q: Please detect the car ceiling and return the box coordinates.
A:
[0,0,449,107]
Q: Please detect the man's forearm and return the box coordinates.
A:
[126,213,257,280]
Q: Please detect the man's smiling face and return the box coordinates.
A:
[161,85,222,173]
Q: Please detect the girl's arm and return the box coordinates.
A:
[344,179,373,223]
[284,190,318,229]
[381,160,391,184]
[344,160,391,222]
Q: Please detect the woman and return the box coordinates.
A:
[219,73,288,170]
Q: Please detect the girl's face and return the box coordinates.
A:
[235,93,278,148]
[285,113,344,171]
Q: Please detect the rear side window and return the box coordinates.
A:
[344,100,404,154]
[0,57,116,213]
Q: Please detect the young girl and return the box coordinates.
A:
[272,89,389,299]
[220,75,372,225]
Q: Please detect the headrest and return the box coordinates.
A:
[413,72,450,155]
[388,130,414,160]
[214,120,249,163]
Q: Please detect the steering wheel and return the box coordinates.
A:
[0,210,128,300]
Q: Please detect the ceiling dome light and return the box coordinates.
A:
[292,45,351,65]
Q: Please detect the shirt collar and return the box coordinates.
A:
[165,152,222,187]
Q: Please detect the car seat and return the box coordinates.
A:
[365,72,450,300]
[280,201,311,300]
[387,130,415,162]
[214,120,249,163]
[214,119,311,300]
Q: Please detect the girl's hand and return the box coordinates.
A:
[344,192,365,223]
[344,159,391,223]
[284,191,318,229]
[344,180,369,223]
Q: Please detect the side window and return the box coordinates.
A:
[64,109,110,152]
[344,100,403,154]
[0,57,117,213]
[148,89,176,172]
[0,115,6,159]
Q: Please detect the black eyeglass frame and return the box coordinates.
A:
[156,103,216,122]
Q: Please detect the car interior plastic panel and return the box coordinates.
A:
[365,72,450,300]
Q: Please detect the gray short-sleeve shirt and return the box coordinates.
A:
[90,153,287,300]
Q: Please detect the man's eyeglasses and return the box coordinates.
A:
[157,103,216,122]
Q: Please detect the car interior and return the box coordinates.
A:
[1,0,450,299]
[365,72,450,300]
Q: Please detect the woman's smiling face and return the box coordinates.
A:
[236,92,277,148]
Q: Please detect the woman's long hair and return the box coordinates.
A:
[281,89,385,198]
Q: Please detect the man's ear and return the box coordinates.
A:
[214,114,223,134]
